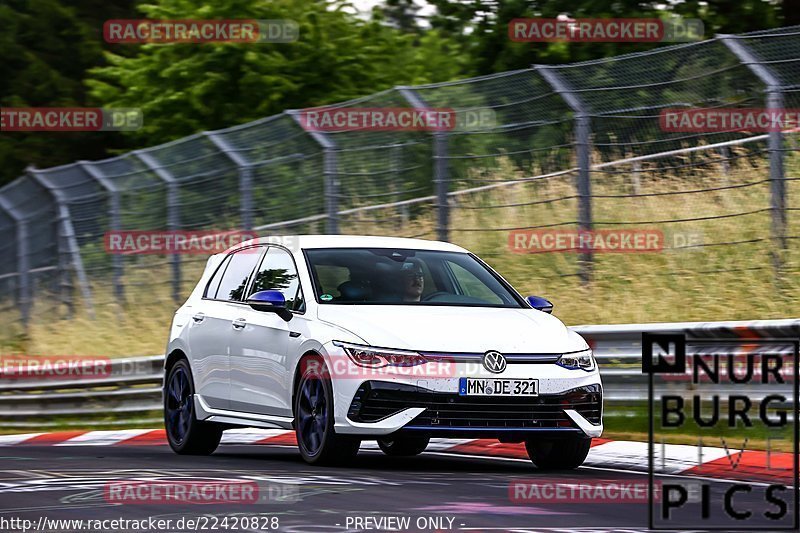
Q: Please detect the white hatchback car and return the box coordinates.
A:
[164,235,602,467]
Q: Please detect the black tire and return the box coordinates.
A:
[525,437,591,470]
[164,359,223,455]
[377,435,430,456]
[294,356,361,465]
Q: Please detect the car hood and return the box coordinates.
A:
[316,305,586,354]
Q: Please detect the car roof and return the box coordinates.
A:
[231,235,469,254]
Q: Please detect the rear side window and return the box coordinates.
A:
[204,255,231,298]
[213,247,263,301]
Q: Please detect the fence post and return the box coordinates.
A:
[397,86,449,242]
[719,34,787,276]
[536,66,593,284]
[27,168,95,319]
[204,131,254,231]
[0,193,30,328]
[391,144,409,228]
[135,151,182,304]
[719,146,731,182]
[79,162,124,303]
[632,160,642,195]
[288,110,339,234]
[433,132,449,242]
[767,88,787,253]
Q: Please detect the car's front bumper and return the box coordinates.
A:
[326,345,603,439]
[345,381,602,439]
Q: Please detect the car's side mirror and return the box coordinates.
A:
[247,290,292,321]
[526,295,553,314]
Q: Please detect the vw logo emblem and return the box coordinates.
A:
[482,351,507,373]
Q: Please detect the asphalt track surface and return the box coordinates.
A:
[0,441,795,533]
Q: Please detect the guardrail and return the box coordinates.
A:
[577,318,800,403]
[0,355,164,427]
[1,319,797,427]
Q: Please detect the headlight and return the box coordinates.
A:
[557,349,595,371]
[333,341,427,368]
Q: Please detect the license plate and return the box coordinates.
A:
[458,377,538,396]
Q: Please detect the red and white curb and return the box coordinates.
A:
[0,429,792,483]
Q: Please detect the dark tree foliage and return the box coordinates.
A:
[0,0,139,184]
[0,0,791,186]
[426,0,785,74]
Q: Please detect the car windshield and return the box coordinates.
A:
[305,248,523,307]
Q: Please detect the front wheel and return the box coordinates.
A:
[164,359,222,455]
[295,356,360,465]
[377,435,430,456]
[525,437,591,470]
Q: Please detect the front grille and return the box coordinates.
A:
[347,382,602,429]
[418,351,561,363]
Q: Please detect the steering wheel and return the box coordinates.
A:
[421,291,451,302]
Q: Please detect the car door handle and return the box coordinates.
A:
[232,318,246,330]
[192,313,205,323]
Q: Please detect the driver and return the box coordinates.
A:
[400,260,424,302]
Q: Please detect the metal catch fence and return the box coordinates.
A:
[1,27,799,335]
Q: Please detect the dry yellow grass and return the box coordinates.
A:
[3,147,798,356]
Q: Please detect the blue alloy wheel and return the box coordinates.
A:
[166,366,192,444]
[297,375,328,456]
[163,359,222,455]
[294,356,360,465]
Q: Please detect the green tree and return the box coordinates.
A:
[87,0,467,145]
[784,0,800,25]
[426,0,787,74]
[0,0,138,185]
[376,0,424,33]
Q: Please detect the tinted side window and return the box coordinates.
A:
[249,247,304,311]
[448,262,503,304]
[204,255,231,298]
[215,248,263,301]
[313,265,350,299]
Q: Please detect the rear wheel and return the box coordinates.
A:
[295,356,360,465]
[525,437,591,470]
[377,435,430,456]
[164,359,222,455]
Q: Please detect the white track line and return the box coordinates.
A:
[54,429,152,446]
[584,441,730,474]
[0,433,44,446]
[221,429,291,444]
[2,428,793,489]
